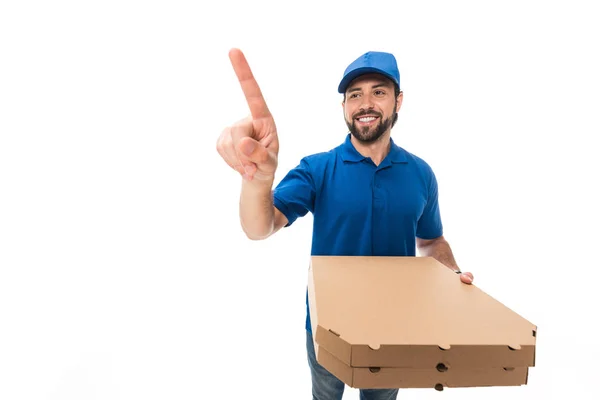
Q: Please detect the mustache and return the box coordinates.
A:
[352,110,382,119]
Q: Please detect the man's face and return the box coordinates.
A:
[343,74,402,143]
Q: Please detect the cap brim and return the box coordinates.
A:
[338,67,397,93]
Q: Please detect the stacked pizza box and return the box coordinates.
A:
[307,256,537,390]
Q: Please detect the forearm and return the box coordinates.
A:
[239,178,276,240]
[418,237,460,272]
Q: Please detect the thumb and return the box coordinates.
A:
[239,137,257,156]
[238,137,271,165]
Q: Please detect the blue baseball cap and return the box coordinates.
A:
[337,51,400,94]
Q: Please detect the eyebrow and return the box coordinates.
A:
[347,82,391,93]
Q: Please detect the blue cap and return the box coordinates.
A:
[337,51,400,94]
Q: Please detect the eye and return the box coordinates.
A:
[349,93,360,99]
[374,89,386,96]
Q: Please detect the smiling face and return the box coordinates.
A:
[343,73,402,143]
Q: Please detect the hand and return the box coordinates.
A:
[459,271,474,285]
[216,48,279,182]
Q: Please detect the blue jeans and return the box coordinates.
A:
[306,330,399,400]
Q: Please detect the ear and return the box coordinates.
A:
[396,91,404,110]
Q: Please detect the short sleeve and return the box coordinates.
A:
[273,158,316,227]
[416,168,443,239]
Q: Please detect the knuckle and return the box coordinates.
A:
[217,130,230,150]
[257,149,270,164]
[221,126,232,139]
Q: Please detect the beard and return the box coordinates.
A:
[345,107,397,144]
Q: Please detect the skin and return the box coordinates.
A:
[217,48,474,284]
[341,73,401,166]
[216,49,286,240]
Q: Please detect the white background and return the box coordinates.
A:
[1,0,598,399]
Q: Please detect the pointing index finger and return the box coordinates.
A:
[229,48,271,119]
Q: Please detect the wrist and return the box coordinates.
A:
[242,176,274,192]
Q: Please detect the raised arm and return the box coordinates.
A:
[216,48,287,240]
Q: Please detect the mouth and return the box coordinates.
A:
[354,115,380,126]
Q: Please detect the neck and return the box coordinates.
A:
[350,131,392,166]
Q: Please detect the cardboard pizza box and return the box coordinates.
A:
[307,256,537,370]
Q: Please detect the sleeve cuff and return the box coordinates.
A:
[273,195,296,227]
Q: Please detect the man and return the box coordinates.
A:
[217,48,474,400]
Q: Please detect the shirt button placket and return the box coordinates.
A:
[373,172,382,202]
[372,170,383,255]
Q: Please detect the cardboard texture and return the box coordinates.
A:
[314,342,529,389]
[307,256,537,389]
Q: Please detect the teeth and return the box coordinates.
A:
[358,117,376,122]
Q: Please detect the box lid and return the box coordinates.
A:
[307,256,537,368]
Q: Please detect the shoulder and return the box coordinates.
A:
[395,145,438,186]
[282,144,342,191]
[297,144,342,170]
[405,150,435,173]
[390,140,435,171]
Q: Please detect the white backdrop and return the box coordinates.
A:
[1,1,599,399]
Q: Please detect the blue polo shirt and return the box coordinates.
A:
[272,133,443,333]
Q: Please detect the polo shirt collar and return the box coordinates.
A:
[339,133,408,164]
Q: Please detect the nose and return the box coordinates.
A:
[359,94,375,111]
